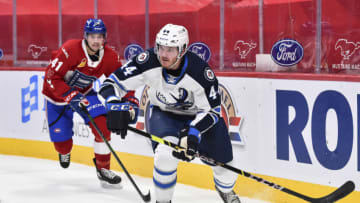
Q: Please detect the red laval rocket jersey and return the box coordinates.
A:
[42,39,122,104]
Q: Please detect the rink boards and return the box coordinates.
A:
[0,70,359,202]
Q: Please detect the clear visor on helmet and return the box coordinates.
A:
[155,42,188,59]
[156,44,179,57]
[84,32,106,39]
[86,33,105,40]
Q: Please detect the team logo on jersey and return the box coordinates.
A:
[189,42,211,62]
[124,44,144,61]
[77,58,87,68]
[156,88,194,110]
[136,51,149,64]
[204,67,215,81]
[135,84,245,145]
[271,39,304,67]
[0,48,3,60]
[54,128,61,133]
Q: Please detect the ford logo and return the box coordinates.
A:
[271,39,304,67]
[188,42,211,62]
[124,43,144,61]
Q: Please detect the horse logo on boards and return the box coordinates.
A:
[28,44,48,59]
[234,40,257,59]
[335,39,360,60]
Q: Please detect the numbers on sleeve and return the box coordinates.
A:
[123,66,137,76]
[209,85,218,100]
[50,58,63,72]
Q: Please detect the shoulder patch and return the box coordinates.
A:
[204,67,215,81]
[136,51,149,64]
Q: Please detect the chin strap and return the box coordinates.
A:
[167,56,182,69]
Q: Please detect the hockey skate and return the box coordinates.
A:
[215,186,241,203]
[59,153,70,168]
[93,158,122,189]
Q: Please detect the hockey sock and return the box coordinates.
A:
[54,139,73,155]
[89,115,111,170]
[89,115,111,142]
[94,153,111,170]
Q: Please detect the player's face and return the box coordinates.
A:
[86,33,105,52]
[158,45,180,70]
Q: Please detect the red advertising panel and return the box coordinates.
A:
[224,1,259,70]
[98,0,145,59]
[149,0,219,68]
[322,0,360,74]
[263,0,315,72]
[17,0,57,63]
[0,0,13,65]
[61,0,93,43]
[1,0,360,74]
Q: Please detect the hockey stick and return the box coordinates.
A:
[128,126,355,203]
[80,104,151,202]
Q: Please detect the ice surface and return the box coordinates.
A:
[0,155,268,203]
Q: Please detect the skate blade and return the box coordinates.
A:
[99,180,123,189]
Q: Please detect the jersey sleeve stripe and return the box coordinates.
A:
[109,74,127,91]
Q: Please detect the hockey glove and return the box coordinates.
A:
[106,97,131,139]
[121,91,139,124]
[65,89,89,114]
[172,126,200,162]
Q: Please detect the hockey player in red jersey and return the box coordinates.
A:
[42,18,136,188]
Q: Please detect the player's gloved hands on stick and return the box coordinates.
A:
[66,89,89,113]
[172,126,200,162]
[106,97,131,139]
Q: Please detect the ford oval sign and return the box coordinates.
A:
[188,42,211,62]
[271,39,304,67]
[0,48,3,60]
[124,44,144,61]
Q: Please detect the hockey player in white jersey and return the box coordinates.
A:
[99,24,241,203]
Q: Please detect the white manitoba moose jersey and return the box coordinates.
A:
[102,48,221,131]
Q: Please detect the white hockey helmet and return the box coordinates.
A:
[155,24,189,58]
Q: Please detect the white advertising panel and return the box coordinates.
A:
[217,77,360,191]
[0,71,153,156]
[0,71,358,191]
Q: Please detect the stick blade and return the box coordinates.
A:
[314,181,355,203]
[142,190,151,202]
